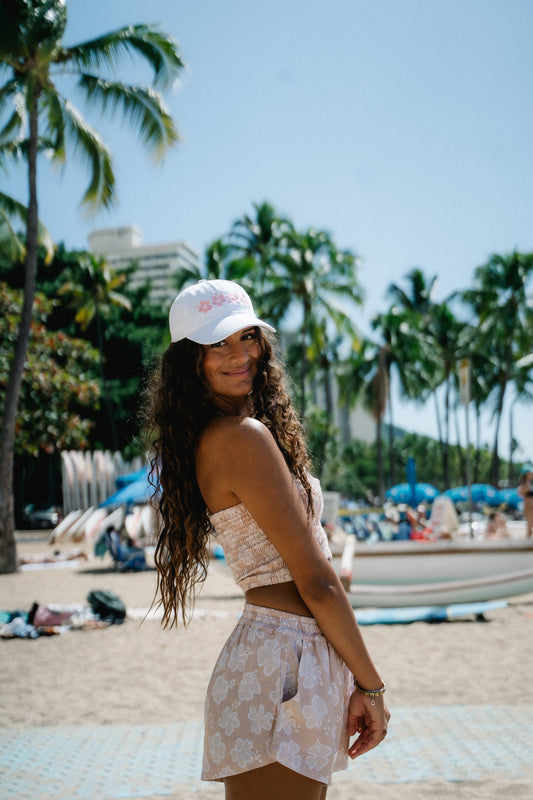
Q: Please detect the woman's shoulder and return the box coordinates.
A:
[199,415,273,457]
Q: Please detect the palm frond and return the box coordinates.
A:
[0,207,25,262]
[0,190,54,263]
[41,86,66,161]
[0,91,26,144]
[62,100,115,209]
[108,291,132,311]
[78,75,178,158]
[63,25,186,89]
[0,77,19,109]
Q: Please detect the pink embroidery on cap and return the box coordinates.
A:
[197,291,248,313]
[227,291,247,304]
[211,293,227,307]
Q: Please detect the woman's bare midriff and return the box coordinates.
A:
[245,581,313,617]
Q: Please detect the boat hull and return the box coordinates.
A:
[334,537,533,585]
[334,536,533,607]
[346,569,533,608]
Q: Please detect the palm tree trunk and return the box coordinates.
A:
[300,299,310,421]
[387,369,395,486]
[0,93,40,573]
[474,405,481,483]
[508,400,515,486]
[376,416,384,505]
[433,390,444,454]
[490,383,506,486]
[453,403,466,484]
[443,375,451,488]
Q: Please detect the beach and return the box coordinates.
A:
[1,535,533,800]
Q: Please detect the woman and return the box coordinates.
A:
[147,279,389,799]
[518,465,533,538]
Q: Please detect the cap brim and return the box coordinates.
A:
[187,313,276,345]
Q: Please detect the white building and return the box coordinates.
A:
[88,226,199,306]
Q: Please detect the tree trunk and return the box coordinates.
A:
[387,369,395,487]
[376,416,384,505]
[0,93,40,573]
[474,404,482,483]
[508,401,515,486]
[490,382,506,486]
[442,374,451,488]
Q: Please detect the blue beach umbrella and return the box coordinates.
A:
[101,470,153,508]
[385,483,440,505]
[499,488,523,510]
[443,486,469,503]
[470,484,504,505]
[115,466,148,489]
[444,484,504,506]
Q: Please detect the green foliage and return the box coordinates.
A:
[1,244,168,455]
[0,282,100,455]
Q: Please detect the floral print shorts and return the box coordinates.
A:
[202,603,354,785]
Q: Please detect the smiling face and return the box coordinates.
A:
[201,326,262,413]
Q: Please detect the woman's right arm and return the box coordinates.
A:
[204,417,389,757]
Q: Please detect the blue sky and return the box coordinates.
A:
[4,0,533,467]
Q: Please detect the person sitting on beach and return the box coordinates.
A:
[146,279,389,800]
[485,511,509,540]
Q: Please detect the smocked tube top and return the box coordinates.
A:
[209,475,332,591]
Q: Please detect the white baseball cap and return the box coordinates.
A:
[169,279,276,344]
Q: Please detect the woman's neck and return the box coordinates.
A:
[212,393,251,417]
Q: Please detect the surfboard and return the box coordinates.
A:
[354,600,508,625]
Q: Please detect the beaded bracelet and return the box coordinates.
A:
[354,680,386,705]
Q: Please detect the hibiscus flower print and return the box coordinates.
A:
[212,676,229,704]
[277,739,302,771]
[276,703,297,735]
[238,671,262,701]
[228,643,248,672]
[327,680,340,705]
[208,732,226,765]
[305,741,333,772]
[248,703,274,735]
[303,695,329,729]
[230,738,255,769]
[300,650,322,689]
[257,638,281,676]
[218,706,240,736]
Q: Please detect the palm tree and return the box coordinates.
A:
[173,237,254,292]
[338,340,388,503]
[426,300,466,488]
[461,251,533,485]
[264,226,362,418]
[372,268,440,484]
[228,201,293,304]
[0,0,184,572]
[58,254,132,450]
[370,307,423,486]
[387,267,439,317]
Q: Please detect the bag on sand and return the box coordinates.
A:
[87,589,126,624]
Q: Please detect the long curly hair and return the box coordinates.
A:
[145,329,312,628]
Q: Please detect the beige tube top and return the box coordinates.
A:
[209,475,332,591]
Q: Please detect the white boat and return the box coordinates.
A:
[345,569,533,608]
[335,535,533,607]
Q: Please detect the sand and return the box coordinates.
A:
[1,534,533,800]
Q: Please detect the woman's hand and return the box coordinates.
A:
[347,687,390,759]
